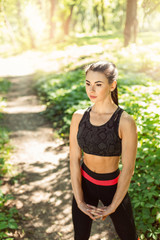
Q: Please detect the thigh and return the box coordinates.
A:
[72,178,99,240]
[72,195,97,240]
[99,184,117,206]
[110,193,138,240]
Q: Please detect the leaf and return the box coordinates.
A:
[0,221,8,230]
[0,213,6,220]
[156,212,160,222]
[6,194,14,201]
[8,219,18,229]
[0,232,8,238]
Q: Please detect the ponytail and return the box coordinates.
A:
[111,85,118,106]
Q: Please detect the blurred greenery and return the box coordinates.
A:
[0,78,11,93]
[34,32,160,239]
[0,79,18,240]
[1,0,160,55]
[0,78,11,120]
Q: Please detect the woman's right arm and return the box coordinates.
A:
[69,111,84,205]
[69,111,98,220]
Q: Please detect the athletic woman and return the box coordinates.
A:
[69,61,139,240]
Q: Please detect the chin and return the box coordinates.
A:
[91,100,97,103]
[89,98,97,103]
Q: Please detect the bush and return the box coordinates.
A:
[0,78,18,239]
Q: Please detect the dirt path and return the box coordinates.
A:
[2,75,118,240]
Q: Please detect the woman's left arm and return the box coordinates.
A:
[98,112,138,220]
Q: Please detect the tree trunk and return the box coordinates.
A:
[26,25,36,48]
[49,0,56,39]
[93,4,100,33]
[124,0,138,47]
[101,0,106,31]
[64,4,75,36]
[16,0,25,38]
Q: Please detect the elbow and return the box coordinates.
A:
[128,165,135,176]
[129,167,135,177]
[70,157,81,172]
[122,165,135,177]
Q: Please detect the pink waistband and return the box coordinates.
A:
[81,168,120,186]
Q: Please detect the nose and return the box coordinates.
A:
[90,85,95,92]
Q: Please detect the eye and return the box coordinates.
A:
[96,84,102,87]
[86,82,90,86]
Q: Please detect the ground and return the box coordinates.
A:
[1,74,119,240]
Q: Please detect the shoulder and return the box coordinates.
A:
[121,110,136,124]
[120,110,137,134]
[71,108,89,126]
[73,108,87,118]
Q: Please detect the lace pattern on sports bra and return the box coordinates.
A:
[77,106,124,157]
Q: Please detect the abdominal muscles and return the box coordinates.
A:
[83,152,120,174]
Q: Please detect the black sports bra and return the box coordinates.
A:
[77,106,124,157]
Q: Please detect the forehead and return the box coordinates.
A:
[86,70,107,82]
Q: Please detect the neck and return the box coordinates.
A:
[92,98,117,114]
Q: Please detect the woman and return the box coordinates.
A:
[69,61,139,240]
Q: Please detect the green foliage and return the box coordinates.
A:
[120,85,160,239]
[0,189,18,239]
[0,78,11,120]
[0,128,12,177]
[0,80,19,239]
[0,132,18,239]
[0,78,11,93]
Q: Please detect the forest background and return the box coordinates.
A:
[0,0,160,239]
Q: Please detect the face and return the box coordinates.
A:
[85,70,116,103]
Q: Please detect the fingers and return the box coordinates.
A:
[86,205,106,220]
[87,204,104,213]
[79,202,110,221]
[85,209,98,220]
[89,208,104,216]
[87,212,97,220]
[78,202,97,220]
[86,204,97,210]
[88,205,109,220]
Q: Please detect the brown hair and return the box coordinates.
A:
[85,61,118,105]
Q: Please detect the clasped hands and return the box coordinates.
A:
[78,202,115,221]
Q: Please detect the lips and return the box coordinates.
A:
[90,95,97,98]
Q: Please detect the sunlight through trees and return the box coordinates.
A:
[0,0,160,53]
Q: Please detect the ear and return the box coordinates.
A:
[110,81,117,92]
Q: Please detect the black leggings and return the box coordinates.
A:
[72,162,138,240]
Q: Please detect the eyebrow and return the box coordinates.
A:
[86,80,104,83]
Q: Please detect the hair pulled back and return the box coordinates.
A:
[85,61,118,106]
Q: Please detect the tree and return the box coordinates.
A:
[124,0,138,47]
[142,0,160,18]
[63,3,75,35]
[101,0,106,31]
[49,0,57,39]
[93,2,100,32]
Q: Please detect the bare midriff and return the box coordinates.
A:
[83,152,120,174]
